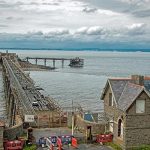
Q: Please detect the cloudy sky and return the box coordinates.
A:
[0,0,150,49]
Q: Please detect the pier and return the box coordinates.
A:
[25,57,84,68]
[0,52,68,141]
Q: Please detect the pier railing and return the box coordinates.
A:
[2,57,37,118]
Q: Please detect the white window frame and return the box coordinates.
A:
[136,99,145,114]
[112,95,114,106]
[109,93,114,106]
[109,120,113,133]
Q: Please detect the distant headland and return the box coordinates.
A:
[0,48,150,52]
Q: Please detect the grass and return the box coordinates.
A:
[23,144,37,150]
[105,143,150,150]
[132,145,150,150]
[105,142,122,150]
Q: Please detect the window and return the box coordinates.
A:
[118,119,123,138]
[109,120,113,132]
[109,93,113,106]
[136,100,145,113]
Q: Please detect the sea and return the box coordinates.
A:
[0,50,150,117]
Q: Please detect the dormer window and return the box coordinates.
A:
[109,93,113,106]
[136,100,145,113]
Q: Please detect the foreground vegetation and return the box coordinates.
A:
[23,144,37,150]
[105,142,122,150]
[105,142,150,150]
[132,145,150,150]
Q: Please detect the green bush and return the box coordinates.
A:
[105,142,122,150]
[132,145,150,150]
[23,144,37,150]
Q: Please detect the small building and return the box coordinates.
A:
[101,75,150,150]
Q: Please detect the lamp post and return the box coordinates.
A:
[72,100,74,136]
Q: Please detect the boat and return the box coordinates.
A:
[69,57,84,67]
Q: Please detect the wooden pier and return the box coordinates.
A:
[25,57,84,68]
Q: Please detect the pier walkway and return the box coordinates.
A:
[1,54,63,128]
[25,57,84,68]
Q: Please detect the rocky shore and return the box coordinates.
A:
[18,60,55,71]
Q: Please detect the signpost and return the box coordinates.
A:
[25,115,34,122]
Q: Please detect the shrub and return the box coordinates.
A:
[105,142,122,150]
[132,145,150,150]
[23,144,37,150]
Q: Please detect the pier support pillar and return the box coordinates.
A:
[8,95,14,127]
[6,88,11,117]
[35,58,38,65]
[53,60,55,68]
[12,103,16,126]
[44,59,47,66]
[62,60,64,68]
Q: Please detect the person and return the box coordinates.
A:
[16,135,18,140]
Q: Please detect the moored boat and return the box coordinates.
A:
[69,57,84,67]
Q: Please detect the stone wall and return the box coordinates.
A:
[125,91,150,149]
[36,111,67,128]
[0,122,4,150]
[103,84,126,149]
[103,82,150,150]
[75,115,105,136]
[4,116,23,140]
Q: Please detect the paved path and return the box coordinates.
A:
[34,128,112,150]
[33,127,84,143]
[37,144,111,150]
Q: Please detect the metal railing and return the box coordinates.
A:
[2,57,37,118]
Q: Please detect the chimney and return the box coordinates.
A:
[131,75,144,86]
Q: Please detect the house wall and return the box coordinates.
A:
[75,115,105,136]
[0,122,4,150]
[125,91,150,149]
[103,85,126,149]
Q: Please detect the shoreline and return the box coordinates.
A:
[0,49,150,53]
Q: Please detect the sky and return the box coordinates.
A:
[0,0,150,50]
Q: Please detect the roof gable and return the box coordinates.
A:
[109,79,128,103]
[101,76,150,112]
[118,82,144,111]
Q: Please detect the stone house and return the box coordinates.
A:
[101,75,150,150]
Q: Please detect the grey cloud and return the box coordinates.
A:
[80,0,150,18]
[47,29,69,35]
[25,29,70,39]
[42,2,59,6]
[126,23,147,36]
[27,31,44,36]
[6,17,13,20]
[82,7,97,13]
[0,1,24,8]
[44,29,70,39]
[132,9,150,18]
[5,16,23,21]
[76,26,106,35]
[0,24,8,28]
[0,1,12,8]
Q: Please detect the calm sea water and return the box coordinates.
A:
[0,50,150,113]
